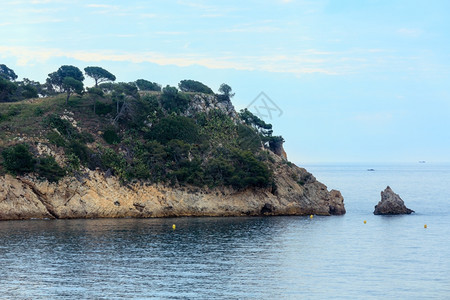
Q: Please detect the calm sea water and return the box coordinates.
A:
[0,163,449,299]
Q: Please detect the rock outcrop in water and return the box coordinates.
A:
[0,152,345,220]
[373,186,414,215]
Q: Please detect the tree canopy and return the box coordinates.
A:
[178,80,213,94]
[0,64,18,81]
[62,77,84,105]
[218,83,235,99]
[84,66,116,87]
[47,65,84,93]
[135,79,161,91]
[0,78,18,102]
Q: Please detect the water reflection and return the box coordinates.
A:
[0,214,449,299]
[0,217,299,299]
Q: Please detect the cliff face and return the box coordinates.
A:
[0,92,346,220]
[0,152,345,220]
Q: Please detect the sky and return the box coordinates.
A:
[1,0,449,163]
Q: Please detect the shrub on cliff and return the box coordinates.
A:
[43,114,78,139]
[178,80,213,94]
[135,79,161,92]
[102,127,121,144]
[1,144,35,174]
[161,85,190,113]
[228,149,271,189]
[147,116,205,144]
[35,156,66,182]
[1,144,65,182]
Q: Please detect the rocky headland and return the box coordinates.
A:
[0,152,345,220]
[0,74,346,220]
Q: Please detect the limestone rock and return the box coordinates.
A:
[184,94,238,120]
[374,186,414,215]
[0,152,345,220]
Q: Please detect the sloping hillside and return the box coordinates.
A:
[0,85,345,219]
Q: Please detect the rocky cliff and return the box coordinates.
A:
[0,90,346,220]
[0,151,345,220]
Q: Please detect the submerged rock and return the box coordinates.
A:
[373,186,414,215]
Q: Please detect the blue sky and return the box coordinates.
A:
[1,0,449,163]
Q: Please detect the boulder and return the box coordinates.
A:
[374,186,414,215]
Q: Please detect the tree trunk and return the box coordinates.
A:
[66,91,71,105]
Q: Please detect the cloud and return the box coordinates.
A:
[0,45,433,77]
[0,45,331,74]
[0,46,248,70]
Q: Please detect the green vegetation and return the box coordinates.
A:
[2,144,35,174]
[0,64,18,81]
[0,64,50,102]
[147,116,204,144]
[1,144,65,182]
[218,83,235,102]
[0,78,17,102]
[0,65,287,191]
[178,79,214,94]
[84,66,116,87]
[135,79,161,91]
[102,127,121,144]
[46,65,85,93]
[161,85,190,113]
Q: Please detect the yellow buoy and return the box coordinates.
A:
[364,220,367,224]
[310,215,314,219]
[424,224,427,229]
[172,224,176,230]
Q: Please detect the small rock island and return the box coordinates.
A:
[374,186,414,215]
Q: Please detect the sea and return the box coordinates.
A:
[0,163,449,299]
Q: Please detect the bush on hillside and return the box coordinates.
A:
[135,79,161,92]
[178,80,213,94]
[1,144,35,174]
[35,156,65,182]
[1,144,66,182]
[147,116,204,144]
[102,128,121,144]
[161,85,190,113]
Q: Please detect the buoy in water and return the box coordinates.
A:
[310,215,314,219]
[172,224,176,230]
[424,224,427,229]
[364,220,367,224]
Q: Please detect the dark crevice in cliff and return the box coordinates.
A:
[18,177,59,219]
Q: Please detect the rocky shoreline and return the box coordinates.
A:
[0,156,345,221]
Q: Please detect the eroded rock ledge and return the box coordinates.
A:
[0,157,345,220]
